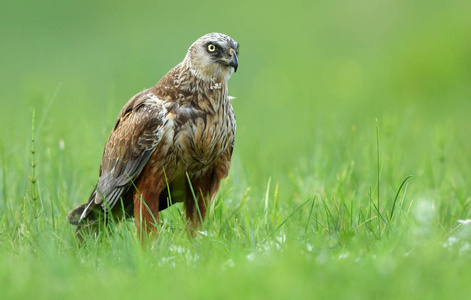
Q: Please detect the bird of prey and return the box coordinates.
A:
[68,33,239,239]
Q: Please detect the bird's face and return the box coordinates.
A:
[186,33,239,82]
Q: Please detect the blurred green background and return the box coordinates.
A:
[1,0,470,216]
[2,0,470,178]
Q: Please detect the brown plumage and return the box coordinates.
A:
[68,33,239,238]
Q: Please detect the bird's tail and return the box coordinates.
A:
[68,190,99,225]
[68,190,105,243]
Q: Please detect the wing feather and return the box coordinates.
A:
[94,91,163,211]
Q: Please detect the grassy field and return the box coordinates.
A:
[1,0,471,298]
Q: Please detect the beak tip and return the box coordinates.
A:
[230,52,238,73]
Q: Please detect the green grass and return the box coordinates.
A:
[2,0,471,298]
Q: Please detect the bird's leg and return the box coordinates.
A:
[184,181,208,236]
[133,173,167,243]
[184,170,222,236]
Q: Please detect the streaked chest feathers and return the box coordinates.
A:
[153,85,235,172]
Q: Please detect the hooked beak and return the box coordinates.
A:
[228,48,238,72]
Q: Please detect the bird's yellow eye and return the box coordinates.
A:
[207,44,216,52]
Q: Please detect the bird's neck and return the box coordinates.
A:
[182,58,230,84]
[152,62,229,112]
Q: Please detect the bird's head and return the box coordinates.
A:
[185,33,239,82]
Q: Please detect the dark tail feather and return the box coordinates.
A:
[68,191,103,244]
[68,190,103,228]
[68,189,133,243]
[68,202,89,225]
